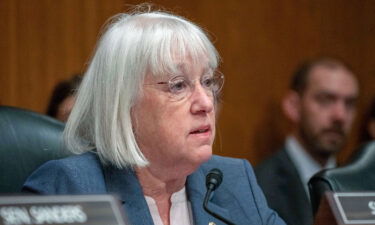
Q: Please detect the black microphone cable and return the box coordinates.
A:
[203,168,236,225]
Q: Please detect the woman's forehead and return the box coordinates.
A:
[150,59,214,78]
[175,61,213,74]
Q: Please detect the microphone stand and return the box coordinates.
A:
[203,188,235,225]
[203,169,236,225]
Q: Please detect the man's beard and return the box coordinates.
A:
[300,122,347,157]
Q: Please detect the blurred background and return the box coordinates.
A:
[1,0,374,165]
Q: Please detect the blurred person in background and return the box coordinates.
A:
[46,74,82,122]
[359,96,375,143]
[23,8,286,225]
[255,57,359,225]
[347,96,375,162]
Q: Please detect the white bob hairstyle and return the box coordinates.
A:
[64,9,220,169]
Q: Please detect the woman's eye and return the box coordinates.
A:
[202,77,214,88]
[169,80,187,93]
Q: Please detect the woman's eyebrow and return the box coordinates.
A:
[168,63,185,77]
[172,63,213,77]
[203,67,213,75]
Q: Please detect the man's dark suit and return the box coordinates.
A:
[255,148,313,225]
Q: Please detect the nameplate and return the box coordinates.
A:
[333,192,375,224]
[0,195,127,225]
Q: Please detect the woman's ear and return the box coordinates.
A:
[282,90,301,123]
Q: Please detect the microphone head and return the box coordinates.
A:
[206,168,223,191]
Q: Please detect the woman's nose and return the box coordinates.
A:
[190,82,214,115]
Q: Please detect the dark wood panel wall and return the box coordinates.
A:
[1,0,374,164]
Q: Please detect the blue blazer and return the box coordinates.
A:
[23,152,285,225]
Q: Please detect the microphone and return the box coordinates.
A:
[206,168,223,191]
[203,168,236,225]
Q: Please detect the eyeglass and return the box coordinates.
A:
[147,73,224,101]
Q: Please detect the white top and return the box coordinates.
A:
[285,136,336,198]
[145,187,193,225]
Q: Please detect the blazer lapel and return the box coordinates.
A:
[187,167,232,225]
[103,166,154,225]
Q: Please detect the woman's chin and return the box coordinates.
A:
[192,146,213,165]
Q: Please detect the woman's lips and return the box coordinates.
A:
[189,125,212,138]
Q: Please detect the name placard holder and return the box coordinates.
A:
[314,192,375,225]
[0,195,128,225]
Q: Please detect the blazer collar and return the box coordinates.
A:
[103,164,232,225]
[103,165,154,225]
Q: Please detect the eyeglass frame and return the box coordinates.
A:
[144,72,224,101]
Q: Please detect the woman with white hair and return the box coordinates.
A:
[23,8,285,225]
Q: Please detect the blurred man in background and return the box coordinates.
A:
[359,96,375,144]
[255,57,359,225]
[46,74,82,122]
